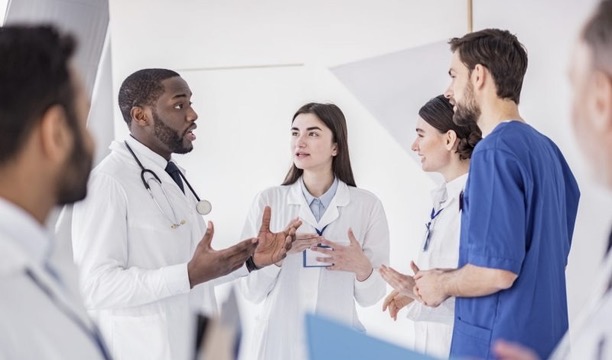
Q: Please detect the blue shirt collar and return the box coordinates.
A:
[300,177,339,209]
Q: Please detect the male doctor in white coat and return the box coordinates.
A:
[0,25,110,359]
[72,68,300,360]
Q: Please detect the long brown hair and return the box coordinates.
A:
[282,103,356,187]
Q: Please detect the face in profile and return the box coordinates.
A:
[151,76,198,155]
[57,70,95,204]
[411,117,454,173]
[445,51,482,127]
[291,112,338,172]
[568,38,612,186]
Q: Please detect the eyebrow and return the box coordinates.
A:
[171,92,192,100]
[291,126,323,131]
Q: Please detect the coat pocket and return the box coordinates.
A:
[451,317,492,359]
[111,313,169,360]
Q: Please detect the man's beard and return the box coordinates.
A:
[453,82,481,127]
[57,110,93,205]
[153,110,193,154]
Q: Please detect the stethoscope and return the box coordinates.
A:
[124,141,212,229]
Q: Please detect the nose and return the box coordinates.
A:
[411,138,419,152]
[187,106,198,122]
[444,84,453,101]
[295,133,307,147]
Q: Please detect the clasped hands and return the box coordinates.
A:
[380,261,452,318]
[187,206,302,288]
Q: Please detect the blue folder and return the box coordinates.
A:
[305,313,436,360]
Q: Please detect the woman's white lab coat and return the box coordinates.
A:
[72,138,246,360]
[403,173,466,359]
[240,179,390,360]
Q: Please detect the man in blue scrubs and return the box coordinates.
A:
[494,1,612,358]
[413,29,580,359]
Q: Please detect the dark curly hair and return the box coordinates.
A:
[0,24,77,164]
[418,95,481,160]
[118,68,180,126]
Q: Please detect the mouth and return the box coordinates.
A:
[184,125,197,141]
[295,151,310,159]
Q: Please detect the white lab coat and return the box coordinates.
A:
[0,198,107,360]
[72,137,247,360]
[551,249,612,359]
[239,179,390,360]
[403,173,466,359]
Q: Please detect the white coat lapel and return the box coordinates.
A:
[317,181,350,230]
[287,182,318,229]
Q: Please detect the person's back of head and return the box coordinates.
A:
[449,29,528,104]
[0,25,77,165]
[0,24,93,221]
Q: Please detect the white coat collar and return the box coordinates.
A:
[111,136,186,173]
[287,178,350,230]
[430,173,468,211]
[0,197,51,268]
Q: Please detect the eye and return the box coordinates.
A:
[291,130,299,137]
[174,103,184,110]
[308,131,319,137]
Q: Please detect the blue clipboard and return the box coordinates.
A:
[305,313,435,360]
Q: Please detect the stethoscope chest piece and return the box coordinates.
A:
[196,200,212,215]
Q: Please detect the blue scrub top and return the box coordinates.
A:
[450,122,580,360]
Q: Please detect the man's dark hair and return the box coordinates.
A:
[582,0,612,75]
[0,24,77,164]
[449,28,528,104]
[118,68,180,126]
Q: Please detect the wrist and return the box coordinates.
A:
[246,255,260,273]
[356,266,373,282]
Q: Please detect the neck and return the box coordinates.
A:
[0,167,53,225]
[478,97,523,137]
[302,169,335,197]
[440,158,470,183]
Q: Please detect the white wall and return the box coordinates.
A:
[104,0,611,357]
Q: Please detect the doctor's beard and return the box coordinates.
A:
[453,82,481,128]
[152,110,194,154]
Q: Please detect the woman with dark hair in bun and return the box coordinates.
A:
[379,94,481,358]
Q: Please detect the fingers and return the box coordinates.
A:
[347,228,360,246]
[224,238,257,264]
[410,260,420,275]
[318,238,338,248]
[199,221,215,249]
[382,290,398,311]
[259,206,272,233]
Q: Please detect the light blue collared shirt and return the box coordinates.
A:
[300,177,338,222]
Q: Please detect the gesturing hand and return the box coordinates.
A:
[252,206,302,267]
[188,221,258,288]
[313,228,373,281]
[287,233,321,255]
[379,261,420,299]
[382,290,414,321]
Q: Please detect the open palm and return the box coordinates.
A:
[253,206,302,267]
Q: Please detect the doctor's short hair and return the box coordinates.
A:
[282,103,357,187]
[582,0,612,75]
[0,24,77,165]
[118,68,180,126]
[449,28,528,104]
[419,95,481,160]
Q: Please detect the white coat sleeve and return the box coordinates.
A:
[72,173,191,310]
[354,198,390,306]
[238,192,282,304]
[403,296,455,324]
